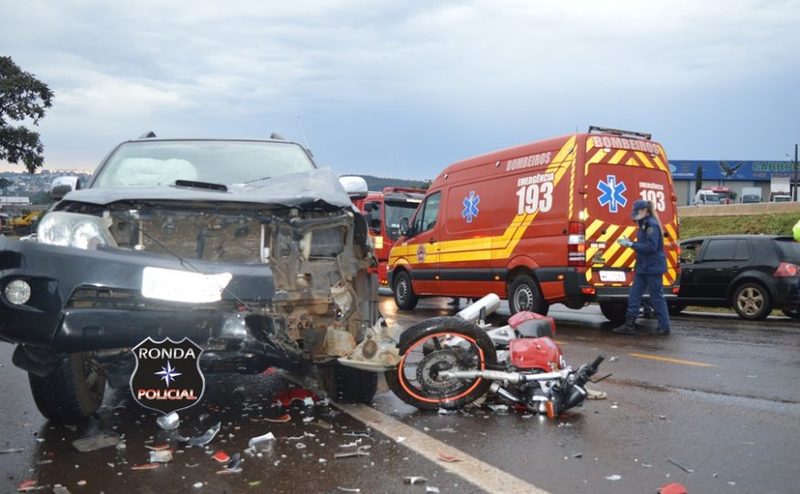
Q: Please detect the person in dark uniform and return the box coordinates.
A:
[612,199,670,335]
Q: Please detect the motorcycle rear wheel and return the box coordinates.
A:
[385,317,497,411]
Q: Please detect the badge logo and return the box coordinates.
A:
[597,175,627,213]
[130,337,205,415]
[417,244,426,263]
[461,191,480,223]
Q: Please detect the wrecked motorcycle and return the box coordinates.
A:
[382,294,605,417]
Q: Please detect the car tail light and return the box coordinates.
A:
[774,262,800,277]
[568,222,585,267]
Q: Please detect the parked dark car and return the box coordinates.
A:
[672,235,800,320]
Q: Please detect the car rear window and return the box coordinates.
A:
[775,239,800,262]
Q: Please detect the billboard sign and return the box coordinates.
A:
[668,160,796,182]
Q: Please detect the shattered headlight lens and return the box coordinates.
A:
[37,212,117,250]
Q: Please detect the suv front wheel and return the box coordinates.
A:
[28,352,106,422]
[732,283,772,320]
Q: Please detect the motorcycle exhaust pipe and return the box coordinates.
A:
[456,294,501,323]
[439,369,566,383]
[489,382,521,403]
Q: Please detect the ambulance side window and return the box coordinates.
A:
[414,192,441,234]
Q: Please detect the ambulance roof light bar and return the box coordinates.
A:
[588,126,652,141]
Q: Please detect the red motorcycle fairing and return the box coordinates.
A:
[509,336,562,371]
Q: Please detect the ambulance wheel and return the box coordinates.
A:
[508,274,548,315]
[393,270,419,310]
[386,317,497,411]
[599,301,628,324]
[28,352,106,422]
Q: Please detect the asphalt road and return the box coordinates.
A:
[1,297,798,493]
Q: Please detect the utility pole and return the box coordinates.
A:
[795,144,798,202]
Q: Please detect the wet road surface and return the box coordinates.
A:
[1,297,799,493]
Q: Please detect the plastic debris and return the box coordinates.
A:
[395,436,406,443]
[403,477,427,485]
[0,448,24,454]
[265,414,292,423]
[212,451,230,463]
[658,483,688,494]
[193,482,204,488]
[605,475,622,481]
[17,479,38,492]
[273,388,318,407]
[149,449,173,463]
[247,432,276,451]
[156,412,180,431]
[76,480,87,487]
[131,463,161,470]
[184,422,221,447]
[437,451,463,463]
[72,432,121,452]
[145,443,170,451]
[426,488,440,493]
[295,442,307,450]
[334,446,371,459]
[52,485,72,494]
[437,408,457,415]
[667,458,694,474]
[337,488,360,493]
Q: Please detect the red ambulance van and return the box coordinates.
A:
[387,127,680,322]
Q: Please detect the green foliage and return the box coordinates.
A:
[680,212,798,240]
[0,56,54,173]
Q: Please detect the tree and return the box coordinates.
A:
[0,56,54,173]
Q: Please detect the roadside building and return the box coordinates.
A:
[669,160,798,205]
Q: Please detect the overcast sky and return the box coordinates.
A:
[2,0,799,178]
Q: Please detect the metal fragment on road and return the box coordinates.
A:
[156,412,180,431]
[1,448,24,454]
[72,432,121,452]
[403,476,427,485]
[667,458,694,474]
[185,422,221,447]
[337,488,361,493]
[334,446,371,459]
[605,474,622,481]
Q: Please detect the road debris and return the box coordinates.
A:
[131,463,161,471]
[605,474,622,481]
[148,449,173,463]
[435,427,457,433]
[0,448,24,454]
[337,488,361,493]
[76,480,87,487]
[247,432,276,451]
[52,485,71,494]
[667,458,694,474]
[334,446,371,459]
[17,479,38,492]
[403,476,427,485]
[192,481,204,488]
[426,488,440,493]
[265,414,292,423]
[145,443,170,451]
[183,422,221,447]
[657,482,688,494]
[609,356,619,362]
[437,451,463,463]
[212,451,230,463]
[72,432,121,452]
[156,412,180,431]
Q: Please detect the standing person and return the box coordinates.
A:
[612,199,670,336]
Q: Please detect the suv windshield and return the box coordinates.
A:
[93,140,315,188]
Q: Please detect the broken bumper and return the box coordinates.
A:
[0,237,274,352]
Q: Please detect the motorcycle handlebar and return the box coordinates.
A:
[573,354,604,387]
[588,355,605,372]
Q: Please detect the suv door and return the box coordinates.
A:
[692,238,751,301]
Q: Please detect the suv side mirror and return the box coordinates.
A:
[50,184,73,201]
[338,176,368,200]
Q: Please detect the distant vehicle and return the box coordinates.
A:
[772,194,792,202]
[740,187,762,203]
[354,187,425,286]
[708,186,734,204]
[672,235,800,320]
[694,189,721,205]
[770,176,790,199]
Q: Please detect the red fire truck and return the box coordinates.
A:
[353,186,425,286]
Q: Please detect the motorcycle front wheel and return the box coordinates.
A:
[385,317,497,411]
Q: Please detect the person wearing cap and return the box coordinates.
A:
[612,199,670,335]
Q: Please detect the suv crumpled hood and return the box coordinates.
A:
[63,167,353,209]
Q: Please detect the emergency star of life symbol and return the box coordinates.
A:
[597,175,627,213]
[461,191,480,223]
[130,337,205,415]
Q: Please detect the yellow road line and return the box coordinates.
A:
[628,352,716,368]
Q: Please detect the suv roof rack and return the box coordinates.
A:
[588,126,651,141]
[139,131,157,139]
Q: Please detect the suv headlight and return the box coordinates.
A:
[37,212,117,249]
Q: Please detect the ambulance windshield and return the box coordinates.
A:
[385,201,420,240]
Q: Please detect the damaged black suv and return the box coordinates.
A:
[0,136,395,421]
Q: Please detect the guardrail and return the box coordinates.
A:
[678,202,800,217]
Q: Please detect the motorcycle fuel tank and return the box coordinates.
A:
[509,336,562,371]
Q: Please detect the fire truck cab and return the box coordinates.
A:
[388,127,680,322]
